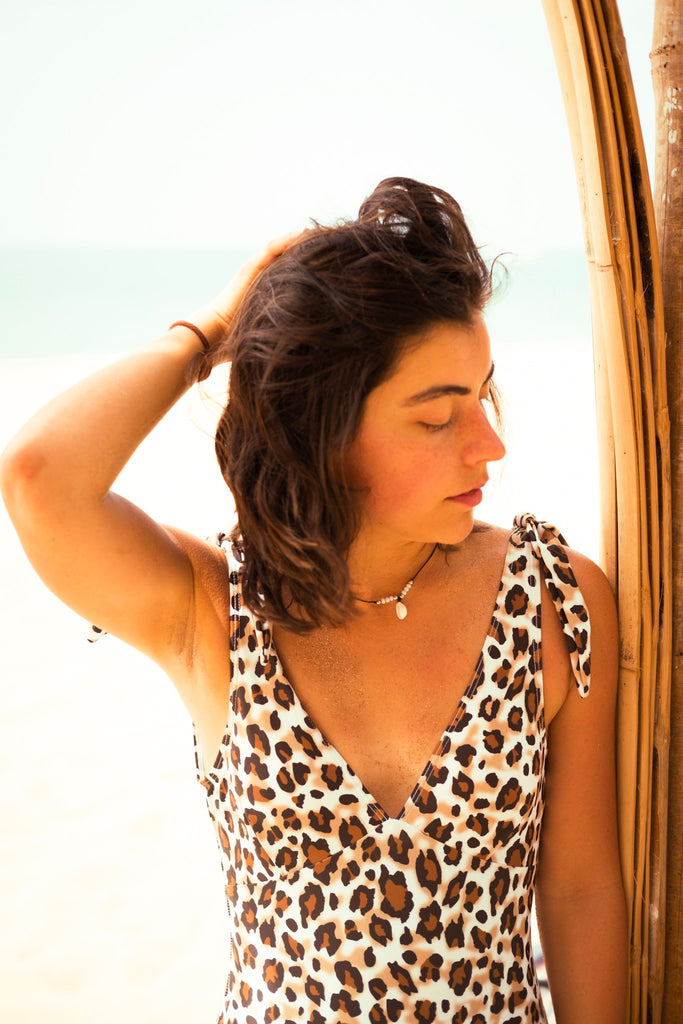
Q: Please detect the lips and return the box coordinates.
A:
[447,480,488,507]
[450,480,488,498]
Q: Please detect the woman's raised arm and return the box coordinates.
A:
[1,319,218,667]
[0,234,299,671]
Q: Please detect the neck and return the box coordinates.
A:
[347,531,436,604]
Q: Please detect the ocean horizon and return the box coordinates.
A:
[0,244,590,360]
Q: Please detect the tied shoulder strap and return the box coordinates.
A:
[513,512,591,698]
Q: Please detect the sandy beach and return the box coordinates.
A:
[0,356,232,1023]
[0,342,594,1022]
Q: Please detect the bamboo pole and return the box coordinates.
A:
[652,3,683,1018]
[540,1,672,1020]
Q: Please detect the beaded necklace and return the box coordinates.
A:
[355,544,438,620]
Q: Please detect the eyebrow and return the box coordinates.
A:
[402,362,495,405]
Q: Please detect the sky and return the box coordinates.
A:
[2,0,656,258]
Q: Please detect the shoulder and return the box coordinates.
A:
[566,546,617,627]
[166,523,231,577]
[546,541,617,720]
[445,521,512,600]
[563,545,618,686]
[549,538,618,661]
[160,529,238,756]
[467,519,513,564]
[501,514,617,716]
[164,526,234,656]
[509,513,617,633]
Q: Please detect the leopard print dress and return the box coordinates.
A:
[194,514,591,1024]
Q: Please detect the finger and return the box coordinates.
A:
[207,228,310,332]
[255,227,309,267]
[231,229,308,296]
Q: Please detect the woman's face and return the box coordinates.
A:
[344,317,505,548]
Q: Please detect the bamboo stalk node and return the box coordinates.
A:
[650,42,680,59]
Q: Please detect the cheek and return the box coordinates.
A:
[350,434,441,509]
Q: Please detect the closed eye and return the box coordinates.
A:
[420,418,454,433]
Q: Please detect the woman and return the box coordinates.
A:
[1,178,626,1023]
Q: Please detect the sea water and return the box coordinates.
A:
[0,246,254,360]
[0,245,590,358]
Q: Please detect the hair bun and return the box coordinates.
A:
[358,177,470,258]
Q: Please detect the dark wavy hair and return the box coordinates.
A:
[201,177,494,632]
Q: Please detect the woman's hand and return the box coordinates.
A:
[186,229,307,353]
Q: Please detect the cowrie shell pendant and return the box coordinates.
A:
[396,601,408,620]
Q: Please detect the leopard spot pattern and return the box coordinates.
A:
[195,515,591,1023]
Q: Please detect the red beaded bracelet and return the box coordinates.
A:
[168,320,211,351]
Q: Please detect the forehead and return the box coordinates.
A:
[379,318,492,399]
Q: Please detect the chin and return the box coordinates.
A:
[435,511,476,547]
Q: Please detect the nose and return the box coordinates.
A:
[462,403,506,466]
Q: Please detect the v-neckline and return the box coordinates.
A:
[261,540,512,824]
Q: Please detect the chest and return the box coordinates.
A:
[272,566,503,818]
